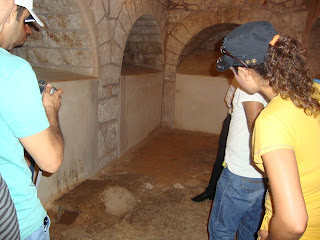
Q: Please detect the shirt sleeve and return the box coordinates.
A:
[237,90,267,107]
[252,109,295,171]
[1,62,49,138]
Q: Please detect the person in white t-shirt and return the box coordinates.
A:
[208,88,268,240]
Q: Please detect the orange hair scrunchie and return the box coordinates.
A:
[269,35,280,46]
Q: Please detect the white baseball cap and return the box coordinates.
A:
[14,0,44,27]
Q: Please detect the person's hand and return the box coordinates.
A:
[42,83,63,115]
[257,230,269,240]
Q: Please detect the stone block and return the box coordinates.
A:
[96,17,111,44]
[27,48,62,65]
[165,51,179,66]
[285,0,294,7]
[118,6,132,34]
[271,0,286,3]
[46,13,82,30]
[42,30,90,48]
[34,0,77,14]
[102,0,109,15]
[111,84,120,96]
[171,25,192,45]
[98,129,106,159]
[291,11,308,32]
[99,42,112,66]
[216,0,232,6]
[232,0,244,5]
[167,10,190,23]
[106,122,119,151]
[224,8,240,23]
[114,20,127,48]
[90,0,106,24]
[62,49,94,66]
[100,65,121,85]
[108,19,117,42]
[125,1,137,23]
[98,150,118,168]
[111,42,124,65]
[98,97,120,122]
[109,0,124,18]
[166,35,184,55]
[98,81,108,100]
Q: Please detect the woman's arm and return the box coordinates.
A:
[262,149,308,240]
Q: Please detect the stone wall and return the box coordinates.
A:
[162,0,319,127]
[87,0,167,170]
[12,0,167,203]
[12,0,98,76]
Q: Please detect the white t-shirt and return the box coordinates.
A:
[224,88,267,178]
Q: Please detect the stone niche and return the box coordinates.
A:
[120,15,164,155]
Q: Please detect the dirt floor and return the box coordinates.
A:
[48,128,219,240]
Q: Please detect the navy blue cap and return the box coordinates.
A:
[216,21,278,72]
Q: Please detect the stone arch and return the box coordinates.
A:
[13,0,99,77]
[89,0,167,167]
[122,14,164,73]
[119,14,164,155]
[162,7,306,127]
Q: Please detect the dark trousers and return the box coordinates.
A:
[205,113,231,194]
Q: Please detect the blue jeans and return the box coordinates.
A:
[208,168,267,240]
[25,215,50,240]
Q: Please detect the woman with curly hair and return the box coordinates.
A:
[216,21,320,240]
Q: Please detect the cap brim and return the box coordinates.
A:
[25,14,35,23]
[29,9,44,27]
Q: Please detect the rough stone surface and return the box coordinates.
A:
[62,50,94,66]
[96,17,111,44]
[98,97,120,123]
[90,0,106,24]
[98,82,109,100]
[100,65,121,85]
[99,42,112,66]
[27,48,63,65]
[98,129,107,159]
[109,0,124,18]
[106,121,119,151]
[46,14,83,30]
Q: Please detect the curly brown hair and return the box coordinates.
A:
[251,35,320,117]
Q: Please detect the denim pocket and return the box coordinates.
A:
[240,178,265,193]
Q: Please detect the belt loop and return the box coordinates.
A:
[222,162,228,168]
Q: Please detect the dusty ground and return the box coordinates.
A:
[49,128,219,240]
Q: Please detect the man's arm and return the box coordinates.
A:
[20,84,64,173]
[242,101,264,133]
[262,149,308,240]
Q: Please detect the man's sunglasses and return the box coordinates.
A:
[220,45,248,68]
